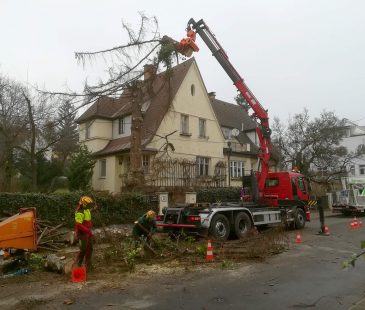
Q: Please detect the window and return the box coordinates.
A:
[180,114,190,135]
[291,178,297,196]
[265,178,279,187]
[124,157,130,173]
[118,117,126,134]
[230,160,244,178]
[222,127,232,140]
[85,122,91,139]
[297,177,307,193]
[99,159,106,178]
[318,166,328,176]
[191,84,195,96]
[360,165,365,175]
[350,165,355,175]
[197,157,209,176]
[142,155,149,175]
[199,118,206,138]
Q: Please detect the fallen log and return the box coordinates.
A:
[44,254,74,274]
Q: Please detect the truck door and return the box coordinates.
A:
[293,176,309,200]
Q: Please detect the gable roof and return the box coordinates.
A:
[210,99,257,131]
[210,99,259,153]
[91,58,195,156]
[77,96,123,123]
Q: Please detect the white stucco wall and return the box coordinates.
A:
[92,156,122,193]
[79,119,113,153]
[112,115,132,138]
[147,62,226,174]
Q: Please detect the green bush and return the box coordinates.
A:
[196,187,241,203]
[0,191,157,227]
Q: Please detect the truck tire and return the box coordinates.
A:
[234,212,252,239]
[295,208,306,229]
[209,214,230,241]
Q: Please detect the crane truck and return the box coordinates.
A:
[156,18,311,240]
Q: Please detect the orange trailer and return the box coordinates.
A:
[0,208,37,250]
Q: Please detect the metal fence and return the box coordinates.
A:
[142,158,227,188]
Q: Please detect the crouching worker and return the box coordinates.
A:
[75,196,95,269]
[132,210,157,244]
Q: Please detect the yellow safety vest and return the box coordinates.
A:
[75,209,91,224]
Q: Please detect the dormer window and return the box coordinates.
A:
[141,100,151,113]
[119,117,126,134]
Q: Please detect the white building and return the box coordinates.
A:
[341,119,365,186]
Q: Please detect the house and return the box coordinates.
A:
[209,93,259,186]
[340,120,365,186]
[77,58,260,193]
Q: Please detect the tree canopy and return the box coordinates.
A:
[272,109,365,184]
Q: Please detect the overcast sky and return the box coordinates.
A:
[1,0,364,124]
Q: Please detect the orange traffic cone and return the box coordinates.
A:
[295,232,302,244]
[206,240,214,262]
[323,225,330,235]
[72,266,86,283]
[350,216,359,229]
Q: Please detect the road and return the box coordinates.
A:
[42,213,365,309]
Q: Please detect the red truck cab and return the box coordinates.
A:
[264,172,310,203]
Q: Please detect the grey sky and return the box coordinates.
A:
[1,0,364,124]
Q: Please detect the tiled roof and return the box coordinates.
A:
[92,58,195,156]
[211,99,257,131]
[210,99,259,154]
[77,96,124,123]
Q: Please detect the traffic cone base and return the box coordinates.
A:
[295,232,302,244]
[350,216,360,230]
[323,225,330,235]
[72,266,86,283]
[206,240,214,262]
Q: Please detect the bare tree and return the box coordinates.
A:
[0,75,29,191]
[41,14,183,189]
[17,92,60,191]
[272,109,365,185]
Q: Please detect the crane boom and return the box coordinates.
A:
[178,18,271,193]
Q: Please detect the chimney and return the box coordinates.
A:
[208,91,216,102]
[143,64,156,81]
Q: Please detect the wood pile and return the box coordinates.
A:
[36,220,67,251]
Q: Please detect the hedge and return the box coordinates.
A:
[0,188,241,226]
[0,192,157,227]
[197,187,241,203]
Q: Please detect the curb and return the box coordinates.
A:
[349,297,365,310]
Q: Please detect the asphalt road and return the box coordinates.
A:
[47,213,365,309]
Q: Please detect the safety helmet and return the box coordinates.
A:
[79,196,93,206]
[146,210,156,220]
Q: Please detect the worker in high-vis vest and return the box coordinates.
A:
[132,210,157,241]
[75,196,94,269]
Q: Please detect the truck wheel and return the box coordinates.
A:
[234,212,252,239]
[209,214,230,241]
[295,208,306,229]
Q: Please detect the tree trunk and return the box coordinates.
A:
[24,94,37,191]
[126,84,145,189]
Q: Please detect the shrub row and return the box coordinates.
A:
[0,192,157,227]
[0,188,241,227]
